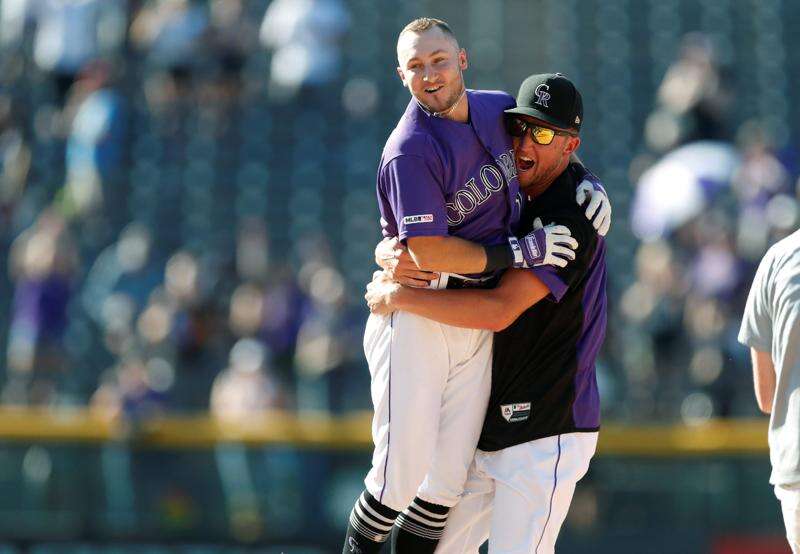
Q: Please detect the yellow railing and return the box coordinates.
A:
[0,407,769,456]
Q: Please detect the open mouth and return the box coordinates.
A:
[517,155,535,172]
[425,85,444,94]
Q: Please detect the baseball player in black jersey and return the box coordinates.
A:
[367,73,607,553]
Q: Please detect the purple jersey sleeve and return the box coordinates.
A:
[531,266,569,302]
[379,154,449,241]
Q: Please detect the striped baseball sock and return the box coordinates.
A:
[342,490,399,554]
[390,496,449,553]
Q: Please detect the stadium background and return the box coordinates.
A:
[0,0,795,552]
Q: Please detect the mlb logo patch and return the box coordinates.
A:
[403,214,434,225]
[500,402,531,423]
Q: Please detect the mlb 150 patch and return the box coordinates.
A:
[500,402,531,423]
[403,214,434,224]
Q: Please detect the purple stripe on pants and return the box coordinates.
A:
[536,434,562,554]
[380,313,394,504]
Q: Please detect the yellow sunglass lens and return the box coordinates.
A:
[532,127,555,145]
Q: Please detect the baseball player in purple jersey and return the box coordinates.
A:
[367,73,606,553]
[342,19,610,554]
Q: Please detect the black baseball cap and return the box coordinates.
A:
[505,73,583,132]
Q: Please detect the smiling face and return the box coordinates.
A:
[513,116,581,196]
[396,26,468,115]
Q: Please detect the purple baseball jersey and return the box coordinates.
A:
[479,165,606,451]
[377,90,521,250]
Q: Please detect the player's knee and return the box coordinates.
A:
[383,487,420,513]
[384,470,436,512]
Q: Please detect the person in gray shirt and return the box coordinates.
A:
[739,229,800,554]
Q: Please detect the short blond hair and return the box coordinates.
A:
[399,17,459,46]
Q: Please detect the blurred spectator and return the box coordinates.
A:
[0,94,31,227]
[292,237,367,412]
[259,268,308,377]
[132,0,207,117]
[235,217,269,283]
[200,0,256,107]
[0,0,29,51]
[82,222,162,326]
[645,33,732,152]
[81,222,161,377]
[258,0,350,101]
[130,0,207,72]
[89,247,228,413]
[206,0,254,73]
[28,0,127,106]
[229,266,309,386]
[210,338,291,542]
[61,60,125,220]
[733,121,792,205]
[136,288,175,358]
[631,141,739,241]
[130,0,208,111]
[176,0,260,138]
[228,281,265,338]
[162,250,229,410]
[732,120,796,260]
[90,353,196,538]
[90,355,170,423]
[4,208,77,404]
[294,258,348,409]
[210,338,287,422]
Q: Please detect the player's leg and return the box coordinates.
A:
[343,311,451,553]
[392,327,494,553]
[434,452,495,554]
[486,432,598,554]
[774,484,800,553]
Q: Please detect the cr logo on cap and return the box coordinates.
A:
[534,84,551,108]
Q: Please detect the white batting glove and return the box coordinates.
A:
[575,180,612,236]
[511,219,578,269]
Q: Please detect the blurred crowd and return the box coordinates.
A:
[0,2,795,426]
[0,0,368,420]
[606,33,799,422]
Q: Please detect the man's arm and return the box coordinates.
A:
[751,348,776,414]
[375,237,439,287]
[367,269,550,332]
[401,224,576,275]
[405,235,488,273]
[738,248,776,414]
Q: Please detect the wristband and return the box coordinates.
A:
[483,242,515,272]
[507,236,525,268]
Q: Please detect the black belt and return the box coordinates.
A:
[445,274,499,290]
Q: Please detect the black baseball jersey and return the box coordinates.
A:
[478,165,607,451]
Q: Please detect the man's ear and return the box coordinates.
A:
[564,136,581,156]
[396,67,407,87]
[458,48,468,70]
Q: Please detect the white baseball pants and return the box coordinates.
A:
[775,483,800,553]
[363,310,493,512]
[436,432,598,554]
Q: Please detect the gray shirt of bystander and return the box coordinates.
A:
[739,229,800,486]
